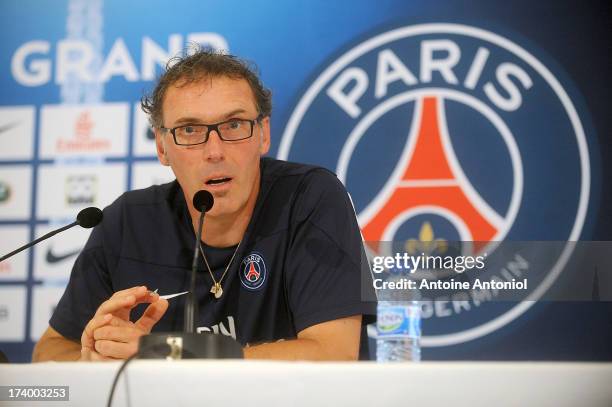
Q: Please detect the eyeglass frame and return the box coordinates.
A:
[159,114,264,146]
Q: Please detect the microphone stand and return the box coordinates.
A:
[184,203,205,333]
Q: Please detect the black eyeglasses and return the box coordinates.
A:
[161,114,263,146]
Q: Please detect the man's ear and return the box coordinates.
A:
[258,117,271,155]
[155,128,170,166]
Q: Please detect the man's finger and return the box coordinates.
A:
[90,351,116,361]
[79,347,92,361]
[81,313,112,349]
[93,324,142,343]
[81,346,116,361]
[108,315,132,328]
[112,286,161,304]
[109,286,149,300]
[94,295,138,318]
[95,289,161,318]
[95,339,138,360]
[135,298,169,333]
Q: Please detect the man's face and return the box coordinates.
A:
[155,76,270,220]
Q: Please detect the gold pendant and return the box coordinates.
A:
[214,284,223,299]
[210,284,217,295]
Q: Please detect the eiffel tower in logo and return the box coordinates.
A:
[359,96,506,256]
[245,261,260,282]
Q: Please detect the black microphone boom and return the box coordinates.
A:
[0,207,103,263]
[184,190,214,333]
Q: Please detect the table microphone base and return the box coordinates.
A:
[138,332,243,360]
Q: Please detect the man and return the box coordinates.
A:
[33,49,372,361]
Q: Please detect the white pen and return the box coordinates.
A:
[149,289,189,300]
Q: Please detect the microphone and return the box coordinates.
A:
[76,206,104,228]
[0,207,103,263]
[184,190,214,333]
[193,190,214,213]
[139,190,242,359]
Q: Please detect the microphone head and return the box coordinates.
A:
[193,190,214,213]
[76,207,103,228]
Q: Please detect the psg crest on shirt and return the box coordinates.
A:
[240,252,267,290]
[279,23,595,346]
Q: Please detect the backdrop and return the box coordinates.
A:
[0,0,610,362]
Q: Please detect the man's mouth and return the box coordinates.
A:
[206,177,232,186]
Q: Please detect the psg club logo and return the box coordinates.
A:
[279,23,593,346]
[240,252,267,290]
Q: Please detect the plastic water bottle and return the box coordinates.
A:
[376,300,421,362]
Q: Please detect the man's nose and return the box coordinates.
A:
[204,129,225,162]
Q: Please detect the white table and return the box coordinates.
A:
[1,361,611,406]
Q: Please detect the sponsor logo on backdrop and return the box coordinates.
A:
[0,262,11,274]
[33,225,90,281]
[40,103,128,158]
[0,287,26,341]
[37,164,126,219]
[55,111,111,153]
[65,175,97,205]
[131,162,175,190]
[280,23,592,346]
[0,168,31,220]
[0,121,20,135]
[0,227,29,280]
[30,286,65,341]
[0,106,35,160]
[45,246,80,264]
[0,181,11,203]
[132,102,158,157]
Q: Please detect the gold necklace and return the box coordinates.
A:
[197,240,241,299]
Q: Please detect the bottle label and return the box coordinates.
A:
[377,306,421,339]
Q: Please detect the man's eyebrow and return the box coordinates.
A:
[171,109,250,126]
[172,117,205,126]
[221,108,249,119]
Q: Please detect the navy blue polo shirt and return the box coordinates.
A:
[50,158,374,347]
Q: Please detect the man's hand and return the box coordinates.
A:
[79,286,169,361]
